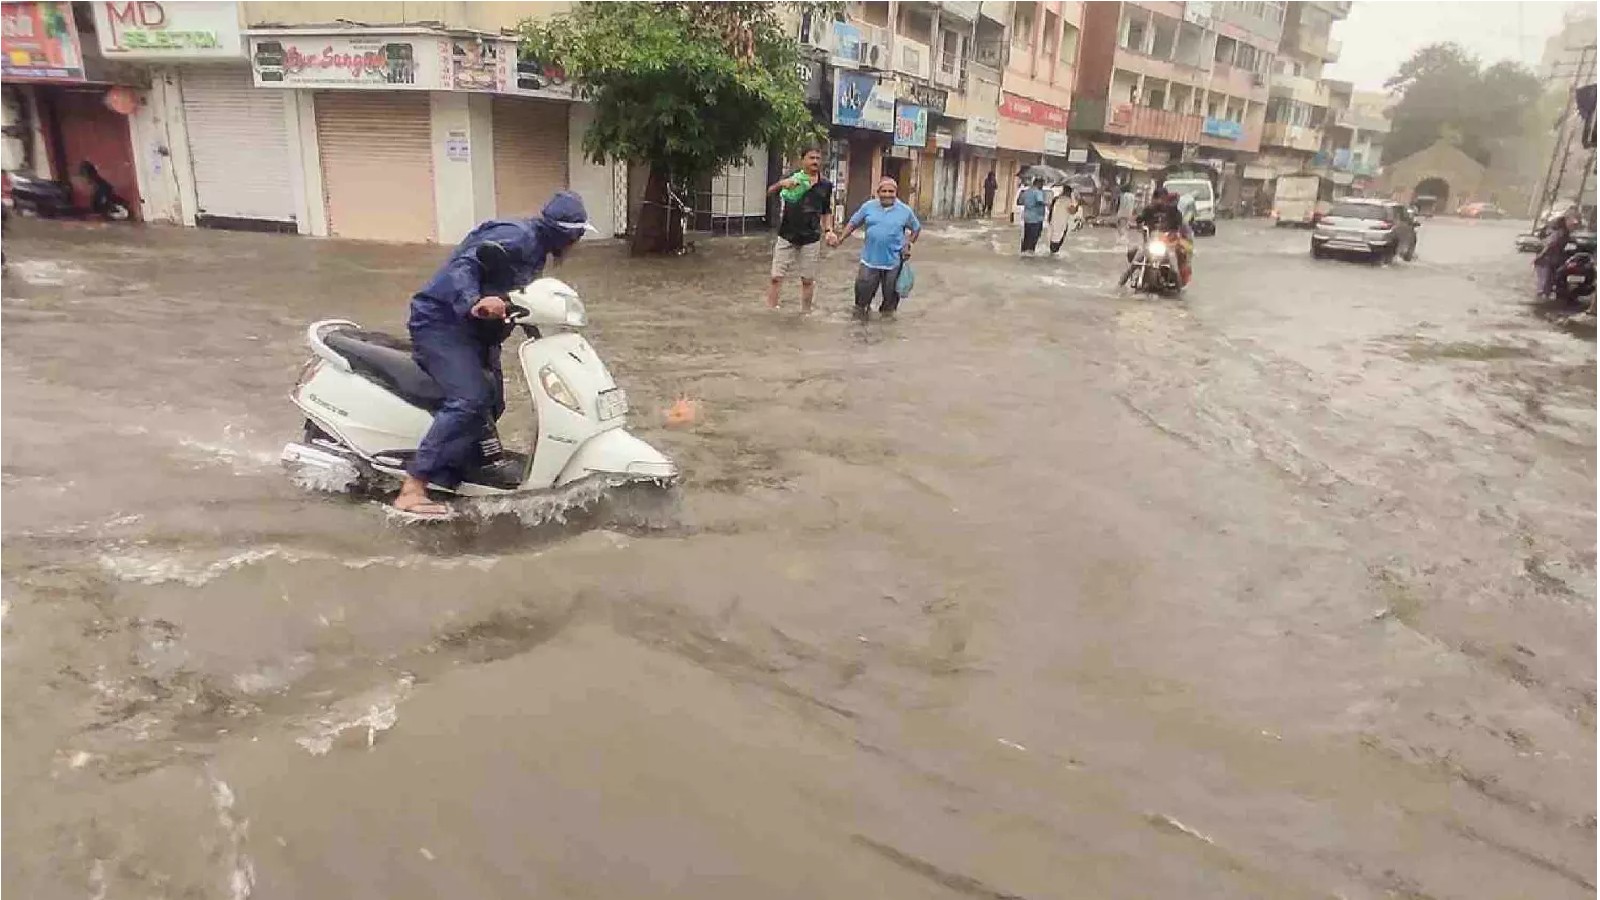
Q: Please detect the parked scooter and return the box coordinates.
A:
[1122,226,1184,297]
[1553,231,1597,306]
[3,168,131,220]
[282,276,678,506]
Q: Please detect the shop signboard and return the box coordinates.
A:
[906,82,947,115]
[509,51,574,99]
[935,130,952,150]
[1067,147,1090,163]
[830,21,861,68]
[2,1,84,81]
[797,55,825,104]
[249,33,446,89]
[999,91,1068,128]
[893,102,927,147]
[93,1,243,58]
[448,36,508,91]
[833,70,893,132]
[1201,116,1243,141]
[1043,130,1068,155]
[963,115,999,148]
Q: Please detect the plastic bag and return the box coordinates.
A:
[895,261,916,297]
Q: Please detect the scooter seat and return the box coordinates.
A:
[322,329,444,411]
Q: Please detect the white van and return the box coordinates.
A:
[1272,174,1326,227]
[1165,177,1216,236]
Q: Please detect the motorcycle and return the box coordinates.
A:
[1553,232,1597,306]
[1123,226,1184,297]
[281,274,678,508]
[4,170,131,220]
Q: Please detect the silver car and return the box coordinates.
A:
[1310,199,1419,263]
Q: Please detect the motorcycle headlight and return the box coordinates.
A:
[1147,241,1168,257]
[564,296,587,327]
[538,365,583,413]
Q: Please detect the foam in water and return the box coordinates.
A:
[293,675,413,756]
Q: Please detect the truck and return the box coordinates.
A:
[1271,174,1332,227]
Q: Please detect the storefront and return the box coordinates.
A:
[91,1,287,228]
[487,54,574,219]
[893,99,929,216]
[996,91,1069,209]
[956,115,999,217]
[4,1,142,217]
[249,29,450,242]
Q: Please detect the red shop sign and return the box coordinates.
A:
[999,92,1068,129]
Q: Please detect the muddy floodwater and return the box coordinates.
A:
[3,214,1594,899]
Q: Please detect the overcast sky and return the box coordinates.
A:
[1323,0,1576,92]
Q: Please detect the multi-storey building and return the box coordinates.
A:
[818,1,1008,219]
[987,1,1081,198]
[1258,0,1347,175]
[1067,2,1279,204]
[1319,81,1388,192]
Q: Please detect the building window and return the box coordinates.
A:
[1013,2,1036,48]
[1122,12,1148,53]
[1043,9,1059,61]
[1060,22,1079,64]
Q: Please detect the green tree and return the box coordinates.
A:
[1384,42,1542,167]
[520,3,826,255]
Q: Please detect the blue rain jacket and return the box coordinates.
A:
[408,191,590,335]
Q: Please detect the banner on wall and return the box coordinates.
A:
[893,102,927,147]
[1,1,85,81]
[999,91,1068,128]
[962,116,999,148]
[249,33,445,89]
[833,70,894,132]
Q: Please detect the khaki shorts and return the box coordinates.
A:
[771,238,821,280]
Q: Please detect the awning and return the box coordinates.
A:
[1091,142,1151,171]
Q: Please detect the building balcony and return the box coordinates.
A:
[1291,29,1340,62]
[934,50,966,90]
[1209,62,1271,103]
[1268,72,1330,107]
[1197,116,1264,153]
[1262,121,1323,153]
[1113,47,1208,89]
[939,1,982,22]
[1107,103,1204,144]
[1331,109,1390,133]
[894,35,934,80]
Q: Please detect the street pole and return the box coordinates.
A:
[1531,44,1594,231]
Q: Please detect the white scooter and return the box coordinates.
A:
[281,277,677,505]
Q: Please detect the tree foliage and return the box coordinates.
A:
[520,2,829,253]
[1384,42,1543,166]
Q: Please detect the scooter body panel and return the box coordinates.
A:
[518,332,626,488]
[293,362,433,457]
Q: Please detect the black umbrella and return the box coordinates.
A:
[1019,164,1070,185]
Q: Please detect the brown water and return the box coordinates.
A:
[3,215,1594,899]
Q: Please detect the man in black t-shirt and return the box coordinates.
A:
[765,146,835,312]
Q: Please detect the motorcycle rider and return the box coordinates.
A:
[1125,187,1192,286]
[393,191,596,516]
[1534,213,1573,300]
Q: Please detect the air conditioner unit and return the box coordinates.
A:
[862,40,888,70]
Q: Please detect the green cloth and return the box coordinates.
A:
[779,170,813,204]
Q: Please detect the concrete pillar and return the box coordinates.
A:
[567,102,617,238]
[429,91,495,242]
[131,70,186,225]
[289,91,326,236]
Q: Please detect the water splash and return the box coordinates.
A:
[293,676,414,756]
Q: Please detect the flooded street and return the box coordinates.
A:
[3,214,1594,898]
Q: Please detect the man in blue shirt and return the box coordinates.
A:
[1020,176,1048,254]
[827,177,921,316]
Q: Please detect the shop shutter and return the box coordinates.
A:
[491,96,568,218]
[315,92,435,242]
[180,66,295,224]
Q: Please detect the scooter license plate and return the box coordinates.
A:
[1567,275,1587,284]
[597,388,628,420]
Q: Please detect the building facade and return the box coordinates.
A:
[1258,0,1346,174]
[1067,1,1279,209]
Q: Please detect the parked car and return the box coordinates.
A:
[1458,201,1507,219]
[1310,198,1419,263]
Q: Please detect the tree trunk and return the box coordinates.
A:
[631,165,686,256]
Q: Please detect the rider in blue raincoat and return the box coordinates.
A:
[394,191,596,516]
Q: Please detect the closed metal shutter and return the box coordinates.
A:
[491,96,568,218]
[180,66,295,224]
[315,92,435,242]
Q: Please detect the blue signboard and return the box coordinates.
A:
[830,21,862,67]
[1202,117,1243,141]
[834,70,893,132]
[894,102,928,147]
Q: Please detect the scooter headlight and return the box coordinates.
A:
[539,365,583,413]
[1147,240,1168,257]
[565,296,588,327]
